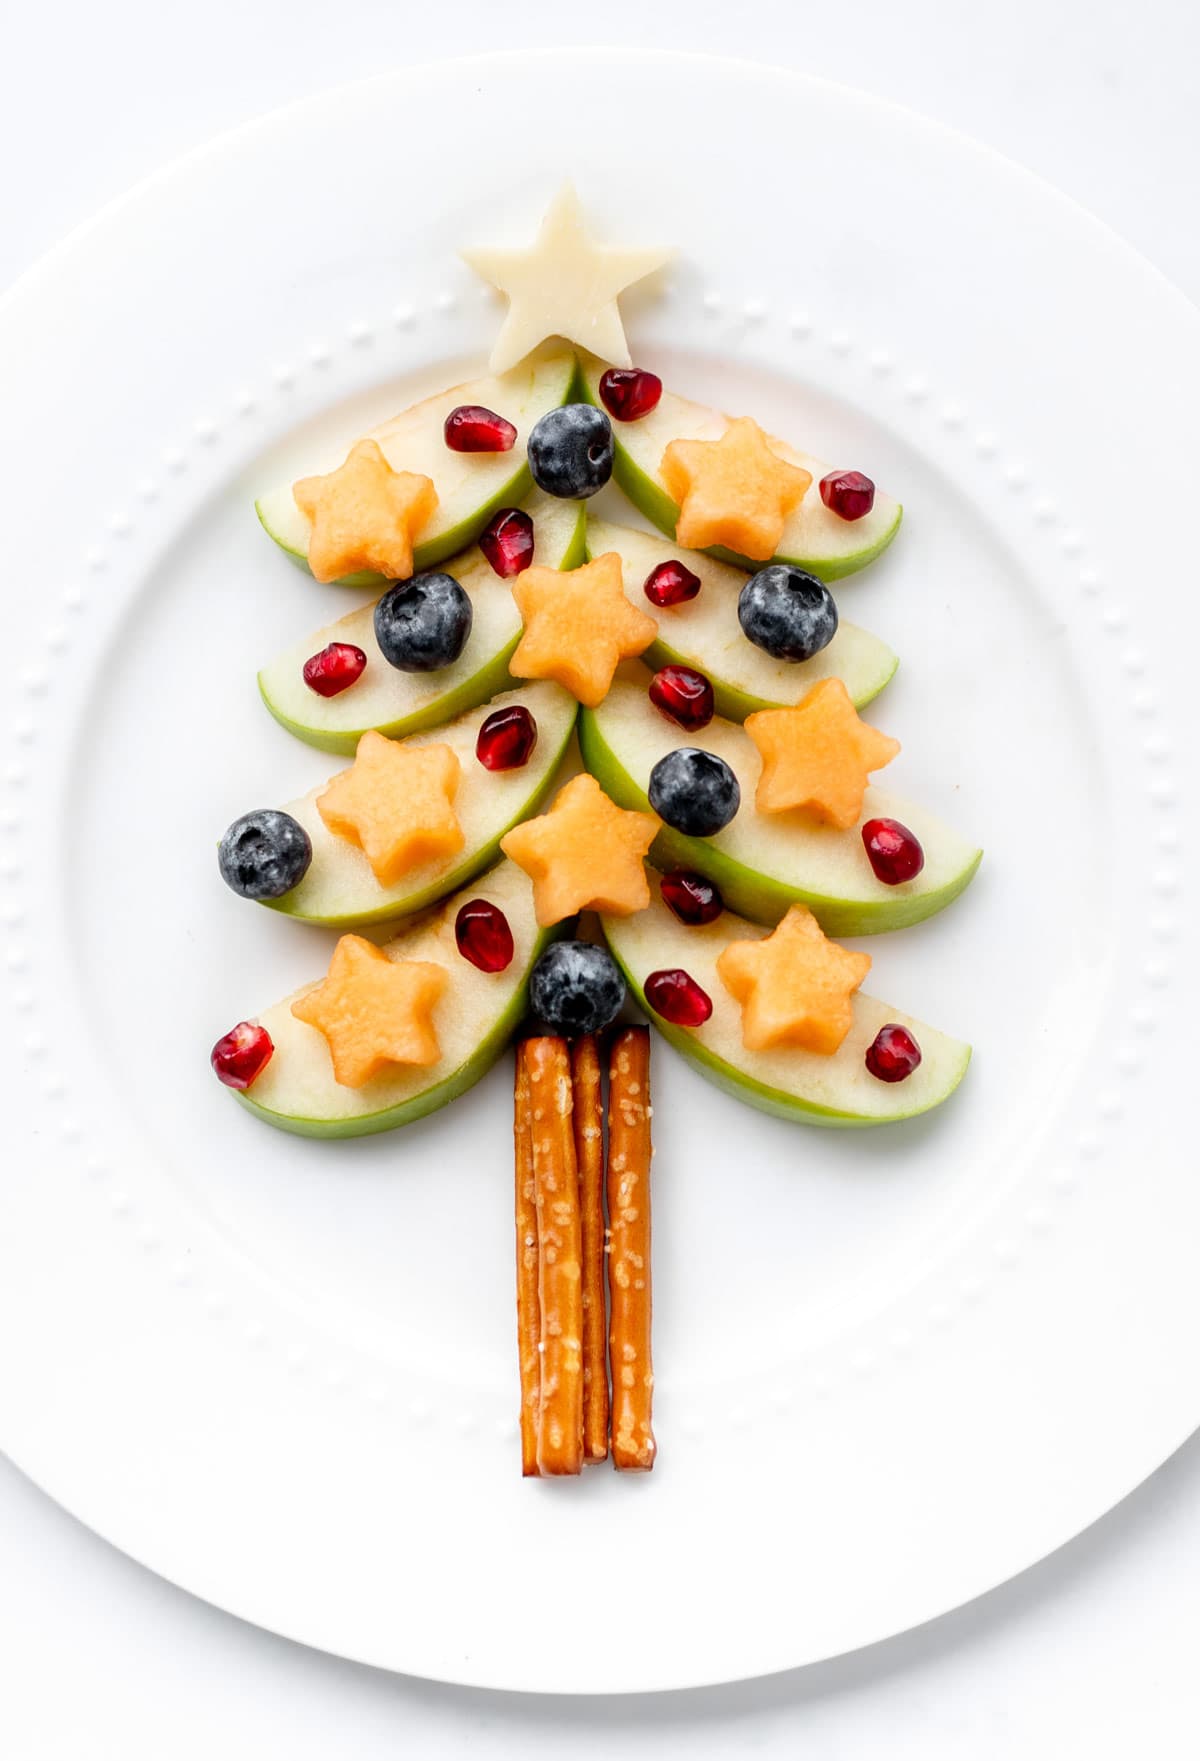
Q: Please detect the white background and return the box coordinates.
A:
[3,1,1198,1753]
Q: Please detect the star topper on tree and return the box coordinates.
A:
[462,182,673,373]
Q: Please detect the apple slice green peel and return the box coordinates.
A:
[601,881,970,1127]
[577,355,902,580]
[259,494,585,755]
[579,677,981,936]
[265,681,576,929]
[237,860,552,1138]
[256,346,576,587]
[585,517,898,719]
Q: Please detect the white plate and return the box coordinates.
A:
[1,50,1197,1693]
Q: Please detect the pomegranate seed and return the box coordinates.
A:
[476,703,538,771]
[455,899,515,972]
[598,367,663,423]
[649,665,714,732]
[862,817,925,886]
[645,967,713,1028]
[865,1023,922,1083]
[444,404,517,453]
[479,507,535,579]
[302,642,367,697]
[820,470,876,522]
[660,870,723,925]
[211,1021,274,1090]
[643,558,702,607]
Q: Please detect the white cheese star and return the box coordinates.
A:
[462,182,672,374]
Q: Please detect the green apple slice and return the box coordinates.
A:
[601,880,970,1127]
[577,355,901,580]
[266,682,576,929]
[237,861,550,1138]
[579,677,980,936]
[258,495,585,755]
[256,347,576,587]
[586,517,898,719]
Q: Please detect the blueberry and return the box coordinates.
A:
[529,941,626,1037]
[648,748,740,837]
[527,404,614,500]
[374,572,472,672]
[737,563,838,662]
[219,809,312,900]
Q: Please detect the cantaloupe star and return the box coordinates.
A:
[461,182,673,374]
[716,906,872,1056]
[509,552,657,708]
[746,678,900,830]
[317,732,463,887]
[660,417,812,561]
[500,773,660,927]
[293,439,437,584]
[291,935,447,1087]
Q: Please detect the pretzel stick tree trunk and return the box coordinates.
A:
[527,1036,585,1476]
[513,1043,542,1477]
[571,1035,610,1463]
[607,1027,657,1472]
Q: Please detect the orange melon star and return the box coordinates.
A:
[716,906,872,1056]
[291,935,447,1087]
[317,732,463,886]
[500,773,660,926]
[745,678,900,830]
[293,438,438,584]
[509,552,656,708]
[660,417,812,560]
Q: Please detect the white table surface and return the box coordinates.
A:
[3,2,1198,1753]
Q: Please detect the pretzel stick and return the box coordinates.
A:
[527,1036,584,1476]
[513,1043,541,1477]
[607,1027,656,1472]
[571,1035,610,1462]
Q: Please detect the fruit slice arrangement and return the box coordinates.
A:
[222,682,577,928]
[207,185,984,1476]
[587,518,898,718]
[578,353,903,578]
[231,861,552,1137]
[604,877,970,1126]
[581,675,982,935]
[220,323,976,1107]
[220,336,973,1110]
[256,346,577,585]
[259,494,586,753]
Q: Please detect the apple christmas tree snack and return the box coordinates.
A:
[208,183,980,1476]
